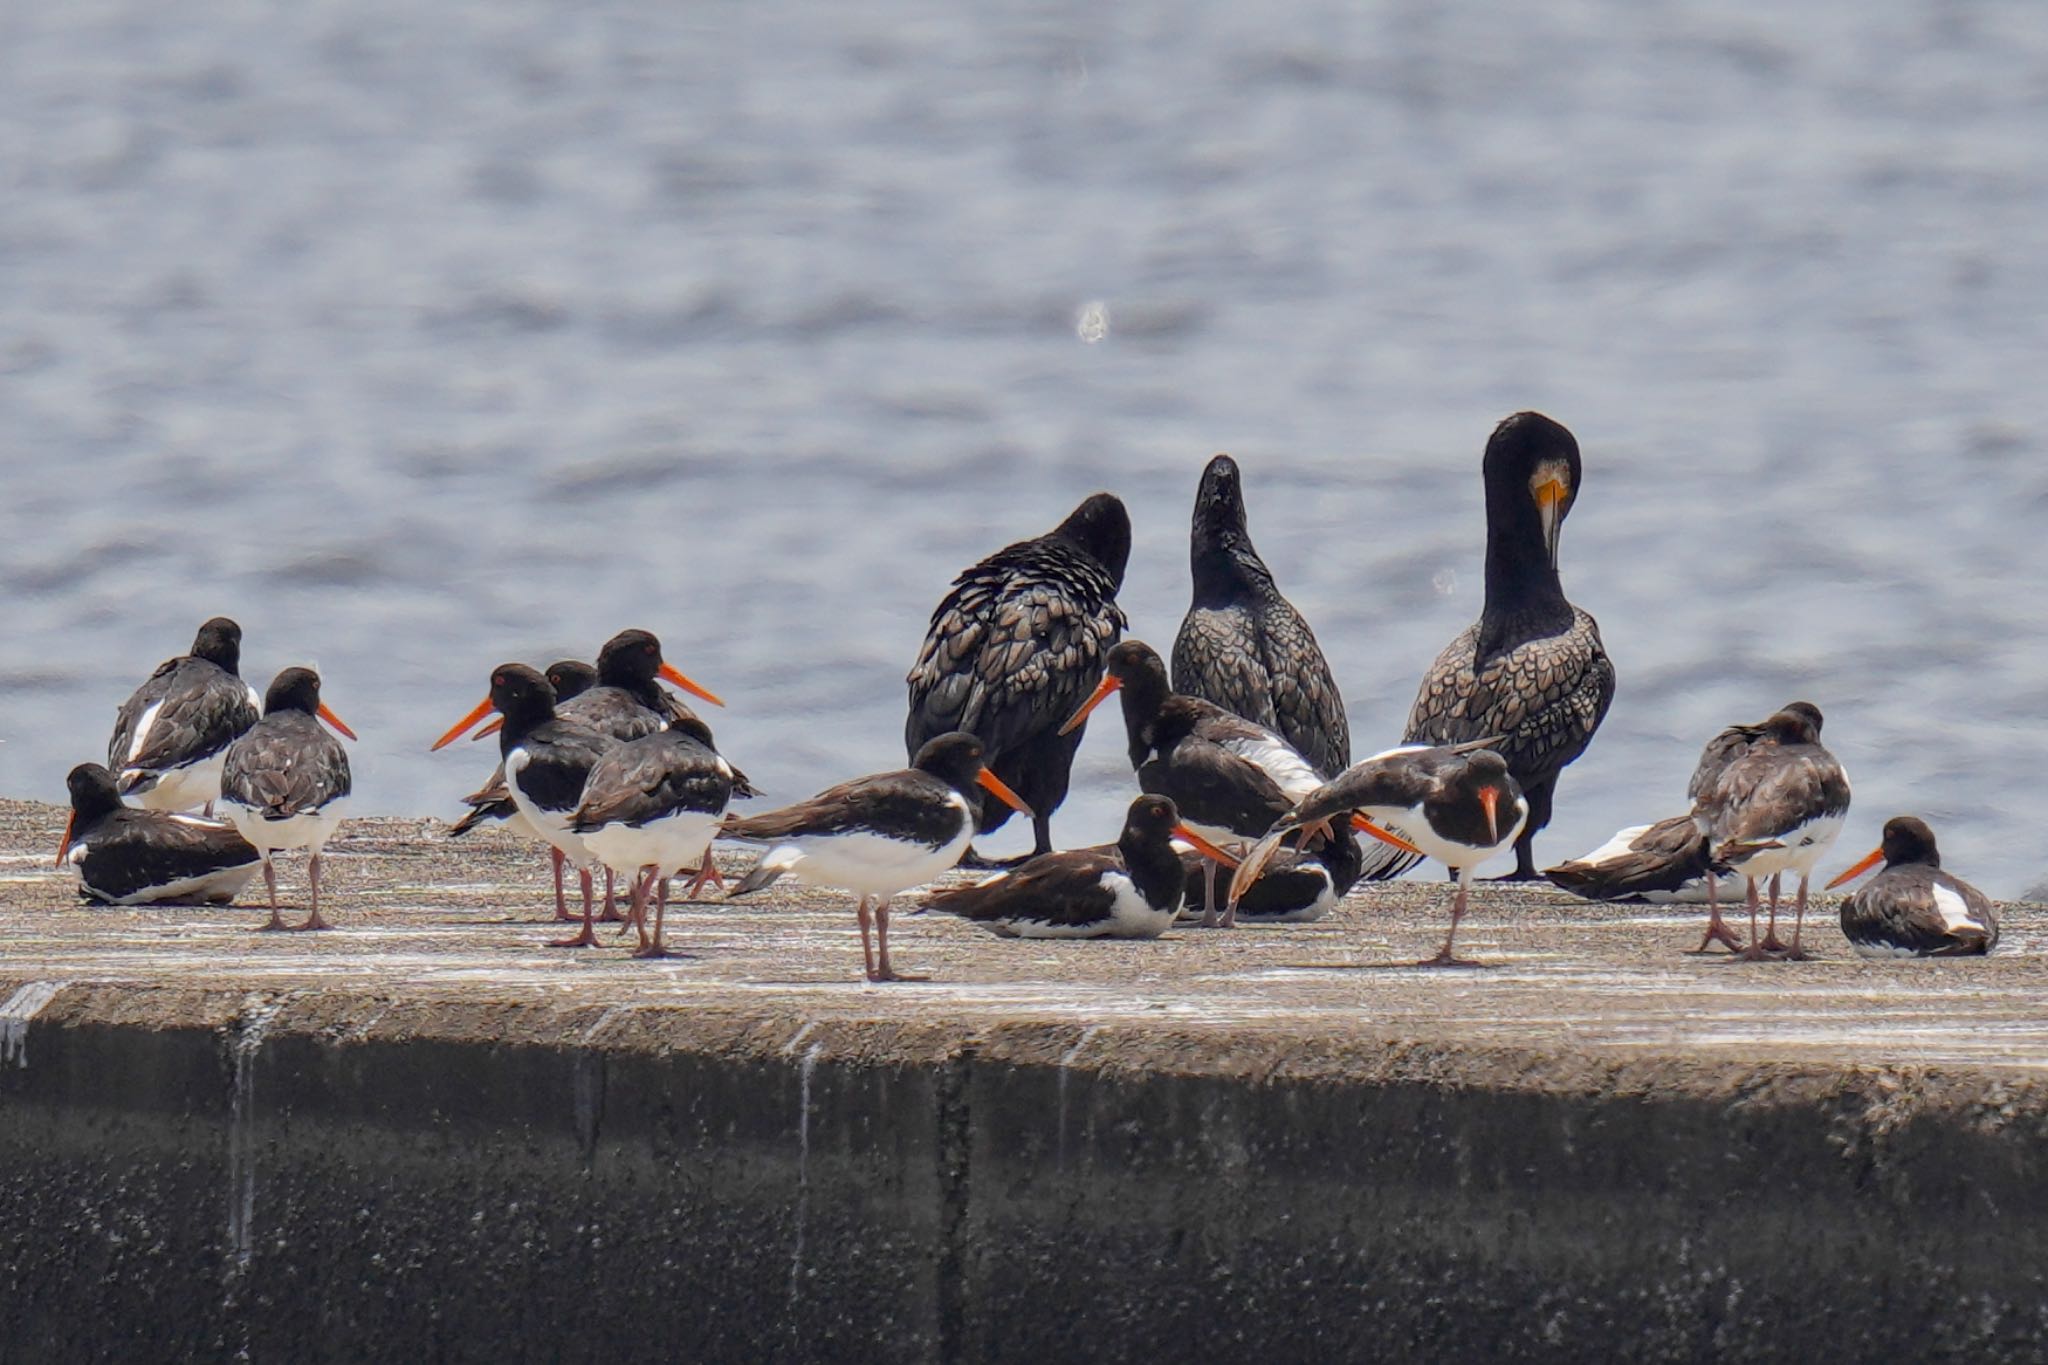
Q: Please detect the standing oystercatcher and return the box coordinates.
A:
[722,732,1032,981]
[1231,743,1523,967]
[1692,704,1850,960]
[433,664,615,947]
[1829,817,1997,958]
[105,616,261,814]
[570,716,740,958]
[219,667,356,931]
[921,794,1235,939]
[1061,638,1326,926]
[1172,454,1349,778]
[906,493,1130,861]
[57,762,262,905]
[1399,414,1615,881]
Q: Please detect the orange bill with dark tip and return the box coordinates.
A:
[472,717,504,740]
[431,696,497,752]
[1478,786,1500,845]
[317,702,358,741]
[1351,813,1424,857]
[658,661,725,708]
[976,766,1034,818]
[54,811,75,869]
[1174,825,1238,869]
[1826,847,1885,890]
[1057,674,1123,736]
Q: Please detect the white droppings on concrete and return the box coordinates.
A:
[787,1039,825,1321]
[227,993,289,1274]
[0,981,69,1069]
[1056,1023,1102,1170]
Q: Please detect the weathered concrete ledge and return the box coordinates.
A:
[3,799,2047,1362]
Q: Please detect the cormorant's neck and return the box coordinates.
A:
[1190,525,1274,608]
[1118,829,1185,908]
[1480,501,1571,648]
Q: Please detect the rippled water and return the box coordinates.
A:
[3,0,2045,896]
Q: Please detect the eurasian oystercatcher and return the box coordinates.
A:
[219,667,356,931]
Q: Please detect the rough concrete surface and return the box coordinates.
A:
[3,797,2047,1363]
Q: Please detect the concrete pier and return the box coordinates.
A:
[2,797,2046,1362]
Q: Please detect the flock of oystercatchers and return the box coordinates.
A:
[52,412,2000,980]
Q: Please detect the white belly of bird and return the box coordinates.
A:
[581,812,720,880]
[773,825,971,898]
[505,749,593,866]
[1230,871,1337,923]
[1360,803,1525,874]
[127,752,228,812]
[223,799,346,859]
[1725,813,1845,880]
[79,861,261,906]
[1850,940,1930,961]
[995,871,1179,939]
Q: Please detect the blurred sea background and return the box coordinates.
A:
[3,0,2045,896]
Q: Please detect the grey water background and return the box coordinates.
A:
[3,0,2045,897]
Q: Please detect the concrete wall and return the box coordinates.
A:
[3,985,2045,1363]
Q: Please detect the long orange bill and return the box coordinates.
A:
[54,811,75,868]
[1174,825,1238,869]
[1479,786,1500,845]
[317,701,358,741]
[431,696,497,751]
[1535,477,1568,570]
[1058,674,1122,736]
[1826,847,1885,890]
[658,661,725,708]
[472,717,504,740]
[976,767,1034,818]
[1351,813,1424,857]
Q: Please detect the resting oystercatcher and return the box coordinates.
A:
[1061,638,1326,926]
[1172,454,1349,778]
[906,493,1130,861]
[1545,702,1823,950]
[1399,414,1615,881]
[570,716,740,958]
[1691,704,1850,960]
[105,616,261,814]
[921,795,1235,939]
[57,762,262,906]
[1231,743,1524,966]
[219,667,356,931]
[722,732,1032,981]
[447,659,596,922]
[1828,816,1997,959]
[1180,822,1362,925]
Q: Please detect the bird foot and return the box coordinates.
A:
[256,914,291,933]
[1685,924,1746,955]
[630,944,673,960]
[295,912,333,932]
[1733,944,1780,962]
[1416,952,1489,969]
[866,967,930,983]
[549,926,600,949]
[596,906,627,924]
[1758,933,1790,953]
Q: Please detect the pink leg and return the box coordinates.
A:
[1782,875,1814,961]
[257,858,287,932]
[634,876,672,960]
[1689,873,1744,953]
[597,868,625,923]
[1418,869,1486,968]
[297,852,333,931]
[550,865,599,948]
[1735,877,1775,961]
[550,846,572,921]
[855,896,877,980]
[870,898,927,983]
[1759,873,1788,952]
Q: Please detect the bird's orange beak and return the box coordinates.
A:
[1826,847,1885,890]
[1350,813,1424,856]
[431,696,497,751]
[318,702,358,741]
[1174,825,1238,868]
[54,811,75,868]
[658,661,724,708]
[1478,786,1500,845]
[976,767,1033,818]
[471,717,503,740]
[1058,674,1122,736]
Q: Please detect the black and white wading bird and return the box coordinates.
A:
[219,667,356,931]
[922,794,1237,939]
[570,716,742,959]
[1546,702,1823,950]
[105,616,261,814]
[722,732,1032,982]
[905,493,1130,862]
[1172,454,1350,778]
[1230,743,1525,967]
[433,664,615,947]
[57,762,262,906]
[1398,414,1614,881]
[1181,822,1363,925]
[1690,704,1850,960]
[447,659,598,922]
[1060,638,1326,927]
[1828,816,1997,959]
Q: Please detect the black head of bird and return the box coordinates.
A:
[263,667,356,738]
[1123,793,1237,869]
[56,762,126,866]
[1444,748,1518,848]
[1484,411,1582,575]
[1762,705,1822,747]
[191,616,244,673]
[1193,454,1250,546]
[913,731,1034,817]
[431,662,555,751]
[545,659,599,702]
[1779,700,1824,737]
[1060,639,1170,759]
[1829,815,1940,888]
[595,628,723,707]
[1050,492,1133,588]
